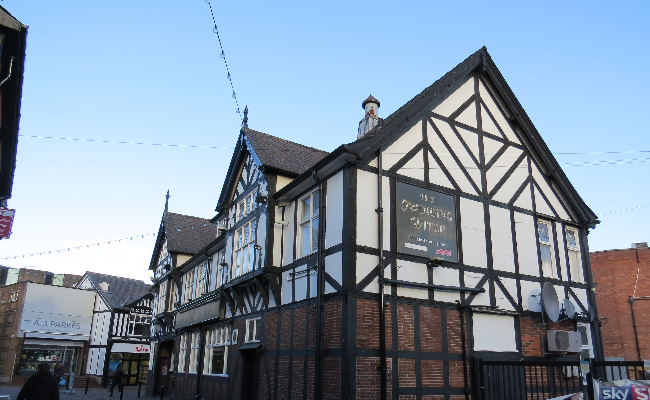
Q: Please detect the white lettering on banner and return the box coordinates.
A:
[20,314,91,335]
[111,343,151,353]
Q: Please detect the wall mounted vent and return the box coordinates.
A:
[547,330,581,353]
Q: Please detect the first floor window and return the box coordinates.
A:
[299,190,319,258]
[9,291,18,302]
[538,220,556,278]
[566,228,583,282]
[234,220,258,277]
[184,268,196,304]
[245,318,261,343]
[197,262,209,296]
[178,333,187,373]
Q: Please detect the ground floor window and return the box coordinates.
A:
[203,325,230,375]
[18,344,80,376]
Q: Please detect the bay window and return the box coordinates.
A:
[234,220,257,277]
[203,325,230,375]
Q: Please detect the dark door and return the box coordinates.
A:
[241,351,259,400]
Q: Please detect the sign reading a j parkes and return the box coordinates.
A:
[0,208,15,239]
[396,182,457,263]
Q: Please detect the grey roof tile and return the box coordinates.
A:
[163,212,219,255]
[84,272,151,310]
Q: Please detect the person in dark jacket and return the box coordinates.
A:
[109,364,125,394]
[17,363,59,400]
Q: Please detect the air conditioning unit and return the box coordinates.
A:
[547,330,582,353]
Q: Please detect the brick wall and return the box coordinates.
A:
[591,248,650,361]
[356,298,392,349]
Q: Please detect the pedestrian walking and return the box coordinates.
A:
[109,364,125,394]
[16,362,59,400]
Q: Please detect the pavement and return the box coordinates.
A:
[0,385,156,400]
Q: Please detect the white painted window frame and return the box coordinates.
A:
[234,220,257,278]
[197,261,209,297]
[566,227,584,282]
[178,333,187,373]
[298,189,319,258]
[184,268,196,304]
[9,291,18,302]
[203,325,230,375]
[537,219,557,278]
[189,330,201,373]
[244,318,261,343]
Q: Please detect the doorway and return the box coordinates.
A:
[240,350,259,400]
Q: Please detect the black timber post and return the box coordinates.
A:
[102,310,116,387]
[313,171,326,400]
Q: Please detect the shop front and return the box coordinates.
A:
[108,342,150,385]
[17,338,85,376]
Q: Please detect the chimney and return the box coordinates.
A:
[99,281,110,291]
[632,242,648,249]
[358,95,380,139]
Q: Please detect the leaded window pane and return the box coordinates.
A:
[244,225,250,245]
[311,217,319,253]
[211,349,224,374]
[300,197,311,223]
[301,224,310,256]
[540,244,554,277]
[246,196,251,214]
[567,230,577,248]
[313,192,319,216]
[255,320,261,341]
[538,223,550,243]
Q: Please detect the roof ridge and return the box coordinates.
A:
[85,272,147,283]
[165,212,213,221]
[243,127,328,154]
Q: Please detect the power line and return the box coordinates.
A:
[18,135,235,150]
[598,204,650,216]
[206,0,242,120]
[0,232,157,261]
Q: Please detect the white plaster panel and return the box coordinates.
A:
[225,234,233,272]
[325,252,342,287]
[465,272,490,306]
[514,212,539,277]
[396,260,428,300]
[382,120,423,171]
[574,288,589,313]
[534,185,556,218]
[480,104,504,139]
[495,283,515,311]
[433,76,475,117]
[368,157,378,168]
[257,213,268,264]
[435,119,481,189]
[356,169,378,249]
[460,198,487,269]
[276,175,293,192]
[490,205,516,273]
[382,176,390,251]
[281,202,295,265]
[273,207,283,267]
[555,222,568,280]
[531,164,571,221]
[513,182,534,211]
[479,81,520,144]
[520,280,541,312]
[428,119,476,195]
[482,135,504,167]
[357,252,379,293]
[268,289,277,308]
[499,278,519,311]
[456,102,477,128]
[472,314,517,352]
[490,155,528,204]
[398,150,425,181]
[427,152,454,189]
[282,270,292,304]
[325,171,344,249]
[457,127,480,160]
[432,267,460,303]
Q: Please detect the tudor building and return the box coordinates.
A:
[147,47,602,400]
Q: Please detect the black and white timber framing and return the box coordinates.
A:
[147,47,603,400]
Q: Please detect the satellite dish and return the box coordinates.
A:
[528,289,542,312]
[542,282,560,323]
[563,298,576,319]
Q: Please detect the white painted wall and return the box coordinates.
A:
[460,198,487,269]
[472,314,517,352]
[325,171,343,250]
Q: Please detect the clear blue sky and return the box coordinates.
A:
[0,1,648,281]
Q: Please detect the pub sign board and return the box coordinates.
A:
[0,208,15,239]
[396,182,457,262]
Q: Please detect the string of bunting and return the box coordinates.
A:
[0,232,157,261]
[18,135,235,150]
[205,0,242,120]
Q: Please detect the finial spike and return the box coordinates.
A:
[242,106,249,128]
[165,190,170,213]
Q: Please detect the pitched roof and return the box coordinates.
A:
[83,272,151,310]
[163,212,219,255]
[277,47,599,228]
[244,128,329,176]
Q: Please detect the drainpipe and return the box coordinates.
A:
[457,301,469,400]
[377,151,388,400]
[313,170,326,400]
[627,296,650,362]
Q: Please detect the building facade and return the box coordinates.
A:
[591,245,650,362]
[147,47,603,399]
[0,281,95,385]
[76,272,152,387]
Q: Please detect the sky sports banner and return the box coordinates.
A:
[596,379,650,400]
